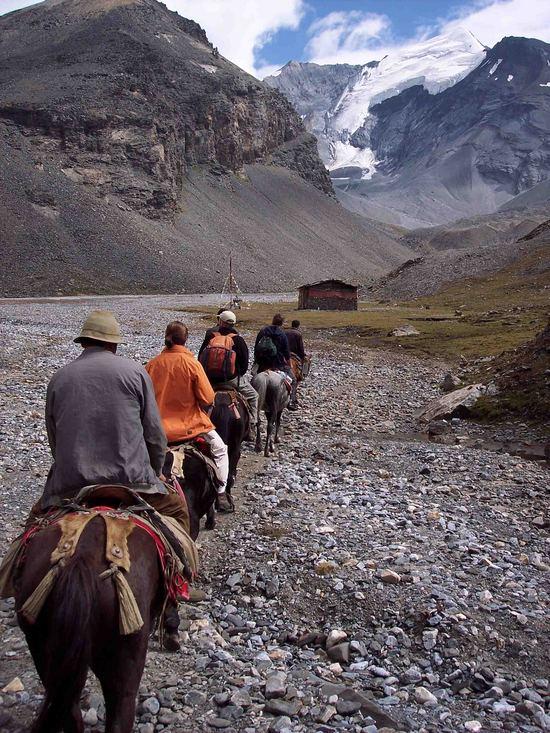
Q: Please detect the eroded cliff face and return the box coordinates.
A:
[0,0,332,219]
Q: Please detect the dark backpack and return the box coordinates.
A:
[256,334,278,362]
[199,333,237,382]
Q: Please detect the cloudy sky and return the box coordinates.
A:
[1,0,550,77]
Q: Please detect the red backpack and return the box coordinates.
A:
[199,333,237,383]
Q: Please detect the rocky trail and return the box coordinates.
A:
[0,297,548,733]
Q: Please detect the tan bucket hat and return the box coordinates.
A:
[74,310,123,344]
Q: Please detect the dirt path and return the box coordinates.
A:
[0,298,548,733]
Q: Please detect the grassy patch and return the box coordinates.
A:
[174,246,549,362]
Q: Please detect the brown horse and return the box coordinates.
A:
[210,388,249,515]
[14,472,213,733]
[289,353,311,402]
[16,516,161,733]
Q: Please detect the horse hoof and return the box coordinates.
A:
[205,520,216,530]
[163,632,181,652]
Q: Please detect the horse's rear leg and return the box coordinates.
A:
[255,416,262,453]
[274,410,283,444]
[265,415,275,457]
[23,607,86,733]
[97,633,148,733]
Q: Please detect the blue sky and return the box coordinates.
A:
[2,0,550,77]
[264,1,466,67]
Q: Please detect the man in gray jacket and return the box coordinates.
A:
[42,309,168,509]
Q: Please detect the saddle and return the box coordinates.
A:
[0,485,198,636]
[165,438,222,489]
[214,386,248,419]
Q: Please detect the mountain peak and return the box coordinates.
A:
[34,0,144,14]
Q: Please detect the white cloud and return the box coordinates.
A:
[0,0,40,14]
[164,0,305,77]
[439,0,550,46]
[305,0,550,67]
[306,10,393,65]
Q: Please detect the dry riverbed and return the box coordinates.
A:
[0,296,548,733]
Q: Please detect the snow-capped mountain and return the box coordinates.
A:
[266,27,486,177]
[266,33,550,228]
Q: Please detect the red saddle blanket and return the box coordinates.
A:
[20,505,190,602]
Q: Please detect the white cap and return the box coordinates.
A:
[218,310,237,324]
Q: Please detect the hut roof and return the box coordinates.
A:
[299,279,358,290]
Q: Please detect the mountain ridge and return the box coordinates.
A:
[0,0,412,296]
[267,34,550,228]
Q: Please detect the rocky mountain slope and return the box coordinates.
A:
[267,34,550,228]
[0,0,410,296]
[370,210,550,299]
[473,317,550,422]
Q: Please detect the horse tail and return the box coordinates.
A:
[33,554,96,731]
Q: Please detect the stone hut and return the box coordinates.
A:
[298,280,358,311]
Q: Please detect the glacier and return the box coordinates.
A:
[323,27,486,176]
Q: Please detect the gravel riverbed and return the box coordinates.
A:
[0,296,548,733]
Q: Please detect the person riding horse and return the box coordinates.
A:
[285,319,305,362]
[33,310,190,650]
[285,319,307,405]
[198,309,258,440]
[145,321,232,515]
[255,314,298,410]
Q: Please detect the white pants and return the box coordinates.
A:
[204,430,229,493]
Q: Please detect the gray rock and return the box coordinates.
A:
[264,699,301,717]
[326,629,348,649]
[265,672,288,700]
[185,690,208,706]
[336,699,362,715]
[207,717,233,729]
[140,697,160,716]
[389,325,420,337]
[414,686,438,705]
[327,642,351,664]
[269,715,292,732]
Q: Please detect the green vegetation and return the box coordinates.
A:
[178,245,549,363]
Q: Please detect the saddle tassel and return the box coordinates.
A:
[20,561,64,624]
[101,563,144,635]
[0,535,25,599]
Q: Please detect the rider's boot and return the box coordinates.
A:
[163,602,181,652]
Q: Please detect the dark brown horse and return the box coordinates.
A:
[164,449,218,534]
[14,475,213,733]
[210,388,249,515]
[16,516,161,733]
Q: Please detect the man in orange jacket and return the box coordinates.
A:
[146,321,232,512]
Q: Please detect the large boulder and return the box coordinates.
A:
[416,384,484,423]
[389,325,420,337]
